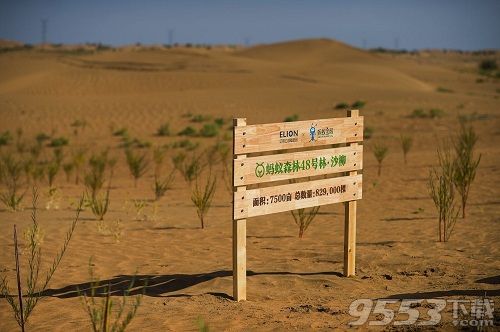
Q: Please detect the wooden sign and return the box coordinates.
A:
[234,117,363,154]
[233,145,363,186]
[234,174,362,219]
[232,110,363,301]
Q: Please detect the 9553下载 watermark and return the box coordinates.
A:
[348,298,495,327]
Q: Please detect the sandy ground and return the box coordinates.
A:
[0,39,499,331]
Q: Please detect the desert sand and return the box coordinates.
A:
[0,38,499,331]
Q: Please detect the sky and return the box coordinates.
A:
[0,0,499,50]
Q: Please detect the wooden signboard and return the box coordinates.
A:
[232,110,363,301]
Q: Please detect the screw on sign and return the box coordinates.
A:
[231,110,363,301]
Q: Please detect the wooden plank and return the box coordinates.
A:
[233,217,246,301]
[344,109,359,277]
[344,200,356,276]
[234,174,362,219]
[232,118,247,302]
[234,116,363,154]
[234,145,363,186]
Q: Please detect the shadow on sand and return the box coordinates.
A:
[385,288,500,299]
[40,270,343,299]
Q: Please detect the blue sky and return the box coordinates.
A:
[0,0,499,50]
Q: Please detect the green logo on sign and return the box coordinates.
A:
[255,163,265,178]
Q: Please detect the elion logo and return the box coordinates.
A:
[279,129,299,143]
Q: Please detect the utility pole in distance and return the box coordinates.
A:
[41,19,48,45]
[168,29,174,46]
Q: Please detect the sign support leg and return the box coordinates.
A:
[233,217,246,301]
[343,200,357,276]
[233,118,247,301]
[343,109,359,277]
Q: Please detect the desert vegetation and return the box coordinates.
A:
[372,143,389,176]
[125,149,149,187]
[400,134,413,165]
[79,260,143,332]
[452,121,481,218]
[0,154,25,211]
[428,120,481,240]
[478,59,498,77]
[0,190,82,331]
[156,122,171,137]
[410,108,445,119]
[334,100,366,110]
[291,206,320,238]
[429,145,459,242]
[191,172,217,229]
[0,38,497,331]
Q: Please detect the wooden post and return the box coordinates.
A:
[343,109,359,277]
[233,118,247,301]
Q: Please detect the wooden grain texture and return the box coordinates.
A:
[234,116,364,154]
[234,174,362,219]
[344,109,359,277]
[234,144,363,186]
[232,118,247,301]
[233,216,246,301]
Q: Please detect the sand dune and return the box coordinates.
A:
[0,39,499,331]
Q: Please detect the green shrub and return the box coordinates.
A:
[133,138,151,149]
[172,139,199,150]
[156,123,171,136]
[79,259,143,332]
[63,163,74,182]
[48,137,69,148]
[335,102,349,110]
[429,108,445,119]
[35,133,50,146]
[84,150,109,199]
[411,109,427,118]
[410,108,444,119]
[46,161,60,188]
[86,189,110,221]
[125,149,149,187]
[70,148,87,184]
[70,119,87,135]
[0,131,13,147]
[178,126,198,137]
[214,118,225,127]
[429,146,458,242]
[113,127,128,137]
[284,114,299,122]
[351,100,366,109]
[0,154,25,211]
[153,171,175,201]
[291,205,320,238]
[71,119,87,128]
[1,190,82,331]
[400,134,413,165]
[173,152,204,183]
[364,126,374,139]
[191,114,211,123]
[191,173,216,229]
[436,87,453,93]
[479,59,497,72]
[120,136,151,149]
[373,143,389,176]
[199,124,219,137]
[453,122,481,218]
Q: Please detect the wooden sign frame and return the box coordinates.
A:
[232,110,363,301]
